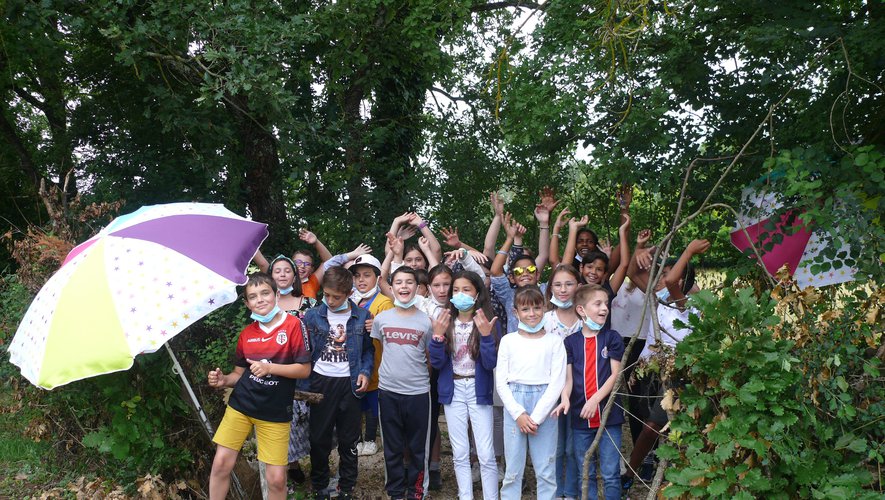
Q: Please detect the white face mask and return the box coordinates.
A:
[352,274,380,300]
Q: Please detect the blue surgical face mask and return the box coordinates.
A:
[323,296,349,312]
[278,286,294,295]
[251,304,281,324]
[518,320,545,334]
[656,288,671,302]
[583,317,604,331]
[450,292,476,312]
[550,297,573,309]
[395,295,420,309]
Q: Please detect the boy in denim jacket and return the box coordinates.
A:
[302,266,374,499]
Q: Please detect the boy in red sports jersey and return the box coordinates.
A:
[207,273,312,500]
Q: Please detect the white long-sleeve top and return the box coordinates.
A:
[495,331,567,425]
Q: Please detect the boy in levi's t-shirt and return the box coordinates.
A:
[370,266,434,500]
[207,273,311,500]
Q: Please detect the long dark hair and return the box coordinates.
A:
[447,270,498,359]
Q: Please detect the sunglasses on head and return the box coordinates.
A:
[512,265,537,276]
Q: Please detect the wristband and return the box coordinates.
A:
[418,221,428,229]
[551,234,560,239]
[539,226,549,230]
[496,250,507,256]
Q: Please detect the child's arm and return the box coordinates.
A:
[495,340,529,423]
[609,184,632,273]
[410,213,442,262]
[627,230,653,293]
[297,229,332,279]
[245,358,311,379]
[490,213,517,277]
[316,244,372,283]
[562,215,589,265]
[548,207,571,268]
[665,239,710,309]
[533,187,558,270]
[207,366,245,388]
[418,236,440,268]
[530,339,568,425]
[356,314,374,392]
[482,192,505,260]
[379,233,402,299]
[253,248,270,273]
[608,214,631,293]
[550,365,572,417]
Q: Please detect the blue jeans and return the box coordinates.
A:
[573,424,622,500]
[501,383,558,500]
[555,415,580,497]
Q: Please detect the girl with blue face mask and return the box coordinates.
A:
[495,286,567,500]
[428,270,501,500]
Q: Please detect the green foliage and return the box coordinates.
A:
[658,284,883,498]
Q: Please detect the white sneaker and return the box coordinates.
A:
[472,463,481,483]
[359,440,378,456]
[355,441,364,455]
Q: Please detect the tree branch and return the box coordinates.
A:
[470,1,543,12]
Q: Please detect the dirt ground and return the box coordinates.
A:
[285,414,654,500]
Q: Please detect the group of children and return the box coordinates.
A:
[206,188,710,500]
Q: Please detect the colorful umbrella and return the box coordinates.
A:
[730,184,856,288]
[9,203,268,389]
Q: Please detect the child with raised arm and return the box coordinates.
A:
[371,266,435,500]
[429,270,502,500]
[554,284,625,500]
[620,239,710,492]
[207,273,311,500]
[302,266,374,500]
[496,286,567,500]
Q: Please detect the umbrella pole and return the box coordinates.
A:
[165,344,247,500]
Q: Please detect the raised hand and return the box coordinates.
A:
[568,215,589,231]
[386,232,404,257]
[554,207,571,230]
[468,249,489,265]
[440,226,461,248]
[598,239,612,257]
[636,246,655,270]
[432,309,451,341]
[687,239,711,255]
[618,183,633,208]
[396,225,417,240]
[350,243,372,258]
[298,228,317,245]
[474,309,498,337]
[636,229,652,248]
[535,186,559,224]
[418,236,432,254]
[490,192,505,218]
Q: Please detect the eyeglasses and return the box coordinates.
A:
[552,281,577,289]
[512,265,537,276]
[294,259,313,268]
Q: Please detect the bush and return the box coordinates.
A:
[658,281,883,498]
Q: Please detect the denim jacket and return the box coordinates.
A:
[302,300,374,397]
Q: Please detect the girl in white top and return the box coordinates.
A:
[496,286,567,500]
[542,264,583,499]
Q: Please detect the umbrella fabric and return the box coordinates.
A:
[731,185,856,288]
[9,203,268,389]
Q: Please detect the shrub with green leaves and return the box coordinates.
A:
[658,283,883,499]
